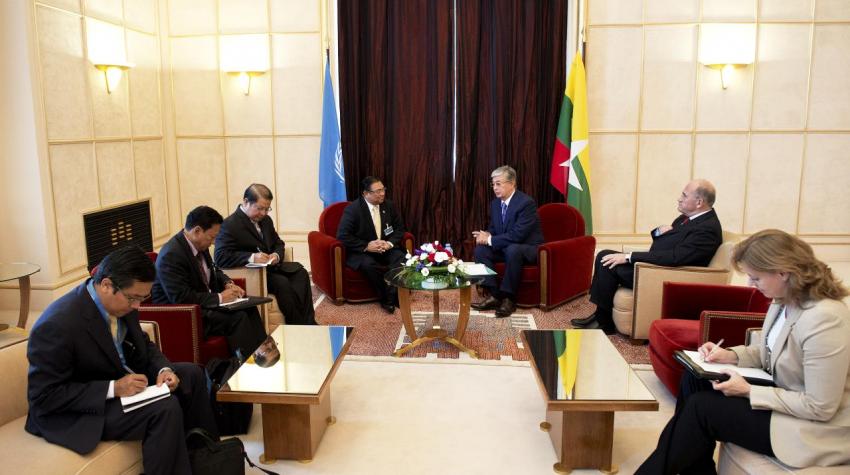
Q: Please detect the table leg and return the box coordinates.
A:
[17,275,31,329]
[455,287,472,341]
[432,291,440,322]
[549,410,616,473]
[260,393,332,461]
[398,287,417,343]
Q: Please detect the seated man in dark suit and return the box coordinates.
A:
[336,176,407,313]
[152,206,266,359]
[573,179,723,334]
[471,165,544,318]
[215,183,316,325]
[26,246,218,475]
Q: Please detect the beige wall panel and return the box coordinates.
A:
[701,0,756,21]
[808,25,850,130]
[586,27,642,131]
[799,134,850,234]
[176,139,228,219]
[636,134,692,232]
[744,134,803,233]
[127,30,162,136]
[85,0,122,23]
[225,138,276,210]
[49,143,99,272]
[641,26,697,131]
[271,34,322,135]
[133,140,169,239]
[270,0,320,32]
[644,0,698,23]
[759,0,814,21]
[89,65,131,137]
[95,141,136,206]
[168,0,216,36]
[752,24,811,131]
[635,134,691,234]
[36,6,92,140]
[587,134,637,233]
[39,0,80,13]
[171,37,223,136]
[274,137,321,232]
[696,66,752,131]
[221,72,273,135]
[123,0,157,33]
[816,0,850,20]
[587,0,642,25]
[693,135,748,233]
[220,0,268,33]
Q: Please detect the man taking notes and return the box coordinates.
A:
[471,165,544,318]
[26,246,217,475]
[215,183,316,325]
[152,205,267,359]
[572,179,722,334]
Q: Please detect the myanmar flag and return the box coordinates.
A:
[554,330,582,399]
[550,52,592,235]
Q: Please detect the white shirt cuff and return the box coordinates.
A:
[248,253,255,264]
[487,236,492,246]
[107,380,115,399]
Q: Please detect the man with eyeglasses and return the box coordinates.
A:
[152,206,267,359]
[215,184,316,325]
[471,165,544,318]
[337,176,407,313]
[26,245,218,475]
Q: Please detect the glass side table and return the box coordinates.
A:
[0,262,41,331]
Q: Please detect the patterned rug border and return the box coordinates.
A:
[344,354,532,367]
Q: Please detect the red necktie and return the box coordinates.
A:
[196,253,210,288]
[681,217,689,225]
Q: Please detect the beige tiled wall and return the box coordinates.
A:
[587,1,850,259]
[34,0,168,275]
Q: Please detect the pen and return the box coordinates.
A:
[122,364,135,374]
[705,338,725,361]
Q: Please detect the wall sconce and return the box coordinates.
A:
[227,71,266,95]
[93,63,133,94]
[699,24,756,89]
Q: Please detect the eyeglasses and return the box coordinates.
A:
[367,187,387,195]
[118,287,151,304]
[251,203,272,212]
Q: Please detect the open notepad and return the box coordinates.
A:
[120,384,171,413]
[459,263,497,276]
[219,297,249,307]
[246,261,270,268]
[674,350,775,386]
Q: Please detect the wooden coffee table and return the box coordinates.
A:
[522,329,658,473]
[217,325,354,463]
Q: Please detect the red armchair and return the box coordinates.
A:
[490,203,596,310]
[649,282,772,396]
[308,201,414,304]
[92,252,240,365]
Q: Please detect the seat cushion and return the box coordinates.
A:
[492,263,541,306]
[718,442,850,474]
[0,417,142,475]
[612,288,634,335]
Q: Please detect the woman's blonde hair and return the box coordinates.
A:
[732,229,848,305]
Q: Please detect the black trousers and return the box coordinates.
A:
[353,248,406,305]
[203,306,266,358]
[636,372,773,475]
[101,363,218,475]
[473,243,538,299]
[588,250,635,328]
[267,266,316,325]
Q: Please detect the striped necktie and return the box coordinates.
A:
[501,201,508,224]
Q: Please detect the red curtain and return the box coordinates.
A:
[338,0,568,250]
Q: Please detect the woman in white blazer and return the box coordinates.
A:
[638,229,850,474]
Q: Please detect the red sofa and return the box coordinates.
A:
[308,201,414,304]
[649,282,771,396]
[491,203,596,309]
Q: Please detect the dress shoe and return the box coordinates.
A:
[495,298,516,318]
[571,314,597,328]
[380,302,396,314]
[580,319,617,335]
[472,295,501,311]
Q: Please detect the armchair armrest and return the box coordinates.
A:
[138,304,203,364]
[631,262,732,340]
[539,235,596,304]
[308,230,345,301]
[698,311,766,347]
[139,320,162,350]
[661,282,765,321]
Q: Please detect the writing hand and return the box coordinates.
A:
[698,342,737,364]
[115,373,149,397]
[253,252,271,263]
[600,253,628,269]
[268,253,280,265]
[156,370,180,392]
[711,369,751,397]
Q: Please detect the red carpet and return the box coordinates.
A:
[312,289,650,365]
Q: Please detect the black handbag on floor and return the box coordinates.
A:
[186,428,279,475]
[206,356,254,435]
